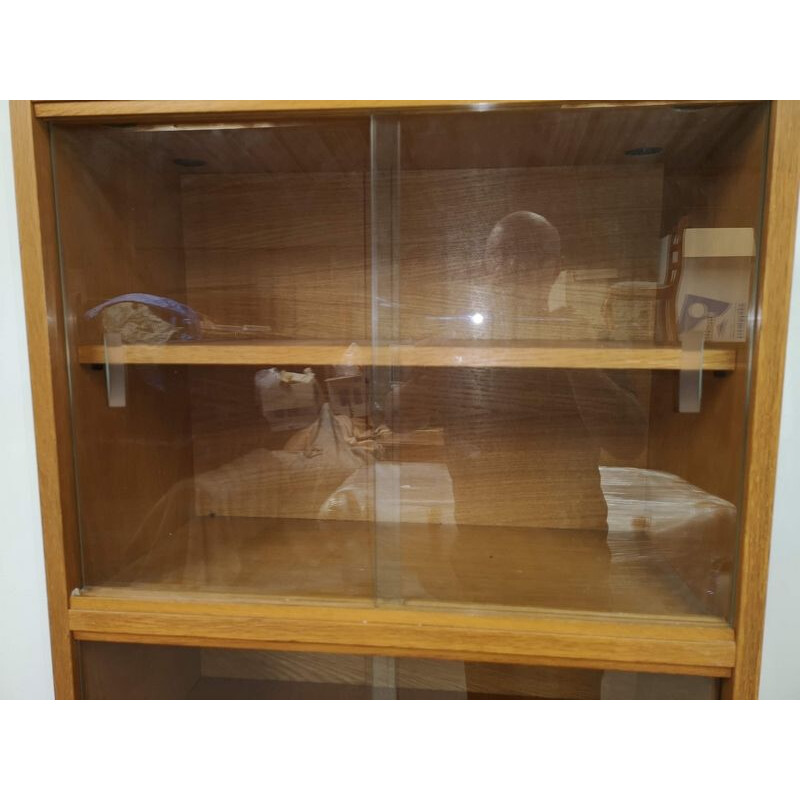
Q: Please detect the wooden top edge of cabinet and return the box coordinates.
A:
[32,100,749,122]
[69,590,735,674]
[77,340,738,370]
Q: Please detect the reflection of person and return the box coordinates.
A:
[485,211,562,290]
[386,211,647,533]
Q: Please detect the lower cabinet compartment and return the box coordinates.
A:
[79,641,720,700]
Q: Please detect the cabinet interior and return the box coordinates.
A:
[51,102,769,624]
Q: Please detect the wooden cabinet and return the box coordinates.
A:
[11,100,800,699]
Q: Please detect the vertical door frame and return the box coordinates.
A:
[10,100,81,698]
[724,99,800,698]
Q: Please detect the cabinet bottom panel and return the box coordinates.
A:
[87,515,718,618]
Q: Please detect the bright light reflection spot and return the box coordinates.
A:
[470,312,485,325]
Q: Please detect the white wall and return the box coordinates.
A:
[759,202,800,699]
[0,101,796,699]
[0,101,54,699]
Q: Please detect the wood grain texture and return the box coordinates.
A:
[726,101,800,699]
[646,103,771,622]
[35,106,754,174]
[76,641,718,698]
[76,340,738,369]
[69,106,745,174]
[51,125,196,585]
[9,101,81,699]
[181,170,369,341]
[384,164,664,341]
[68,591,734,676]
[75,632,731,680]
[201,648,716,699]
[200,648,603,699]
[15,99,791,699]
[128,122,370,175]
[170,145,727,551]
[398,105,754,171]
[73,515,722,617]
[80,640,200,699]
[33,100,739,123]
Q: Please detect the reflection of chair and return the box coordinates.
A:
[604,216,689,343]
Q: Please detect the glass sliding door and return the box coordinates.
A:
[369,103,769,621]
[52,117,377,603]
[52,102,769,626]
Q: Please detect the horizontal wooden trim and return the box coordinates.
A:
[69,591,735,677]
[34,100,744,124]
[77,341,738,370]
[73,630,729,678]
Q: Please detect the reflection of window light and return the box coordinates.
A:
[470,312,485,325]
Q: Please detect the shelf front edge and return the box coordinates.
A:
[76,342,738,370]
[68,593,735,677]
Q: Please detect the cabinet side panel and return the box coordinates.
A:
[727,101,800,698]
[646,106,771,618]
[10,102,81,698]
[51,127,196,584]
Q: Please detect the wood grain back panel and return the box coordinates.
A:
[81,640,200,699]
[51,126,196,584]
[179,162,660,531]
[393,164,663,341]
[199,648,604,699]
[181,171,369,339]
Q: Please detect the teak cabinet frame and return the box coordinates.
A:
[10,100,800,700]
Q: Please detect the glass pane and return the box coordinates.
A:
[52,119,375,601]
[80,642,719,699]
[372,103,769,620]
[52,103,769,625]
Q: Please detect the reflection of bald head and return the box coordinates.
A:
[485,211,561,283]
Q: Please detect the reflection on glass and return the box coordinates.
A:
[51,103,768,623]
[383,210,647,532]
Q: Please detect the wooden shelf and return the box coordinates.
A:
[67,516,736,676]
[77,340,738,370]
[78,516,711,615]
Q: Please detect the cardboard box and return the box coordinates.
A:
[676,227,755,342]
[255,367,320,431]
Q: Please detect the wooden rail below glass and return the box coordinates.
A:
[77,340,738,370]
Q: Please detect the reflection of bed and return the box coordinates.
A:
[194,404,369,519]
[600,467,736,616]
[322,463,735,614]
[192,403,735,615]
